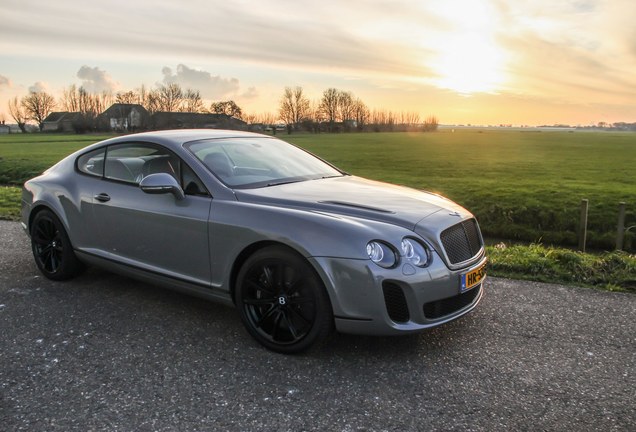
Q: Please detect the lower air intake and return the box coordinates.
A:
[423,286,481,319]
[382,283,410,323]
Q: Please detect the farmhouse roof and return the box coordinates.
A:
[101,103,149,118]
[43,112,81,123]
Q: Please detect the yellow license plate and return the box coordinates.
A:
[461,262,486,291]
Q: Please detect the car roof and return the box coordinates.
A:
[94,129,274,150]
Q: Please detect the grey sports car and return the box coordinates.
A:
[21,130,486,353]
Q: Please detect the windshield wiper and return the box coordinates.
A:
[266,179,305,187]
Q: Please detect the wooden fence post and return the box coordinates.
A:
[578,199,588,252]
[616,202,626,251]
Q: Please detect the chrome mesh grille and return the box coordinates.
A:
[440,219,482,264]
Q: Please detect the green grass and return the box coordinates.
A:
[285,130,636,252]
[486,243,636,292]
[1,130,634,252]
[0,186,21,220]
[0,134,113,185]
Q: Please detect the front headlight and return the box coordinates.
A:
[366,241,397,268]
[401,238,430,267]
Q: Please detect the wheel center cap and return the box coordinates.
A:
[277,295,287,306]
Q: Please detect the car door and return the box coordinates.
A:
[84,142,212,286]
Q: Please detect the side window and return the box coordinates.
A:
[77,148,105,177]
[105,143,179,184]
[82,142,209,196]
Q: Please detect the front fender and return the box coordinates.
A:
[207,200,415,290]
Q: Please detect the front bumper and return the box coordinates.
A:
[309,251,486,336]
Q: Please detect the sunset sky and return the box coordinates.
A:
[1,0,635,126]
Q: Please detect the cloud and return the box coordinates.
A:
[0,75,11,89]
[1,0,635,124]
[161,64,240,99]
[77,65,119,93]
[241,87,259,99]
[28,81,49,93]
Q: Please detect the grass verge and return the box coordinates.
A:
[0,186,21,220]
[2,187,632,292]
[486,243,636,293]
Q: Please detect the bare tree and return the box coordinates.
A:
[156,83,184,112]
[137,85,158,113]
[22,91,56,131]
[278,86,310,132]
[306,101,324,133]
[77,88,111,118]
[423,115,439,132]
[97,91,113,114]
[116,90,139,105]
[60,85,80,112]
[180,89,204,113]
[8,97,28,132]
[319,88,339,131]
[337,91,355,130]
[353,98,369,131]
[261,112,277,125]
[210,100,243,119]
[370,109,397,132]
[243,112,259,125]
[144,88,161,114]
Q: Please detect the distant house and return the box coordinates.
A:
[99,103,149,132]
[42,112,81,132]
[151,112,247,131]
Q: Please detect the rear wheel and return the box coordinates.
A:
[236,246,334,353]
[31,209,84,280]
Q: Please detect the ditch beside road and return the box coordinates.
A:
[1,220,634,431]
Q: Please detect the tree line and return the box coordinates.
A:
[6,82,439,133]
[271,86,438,133]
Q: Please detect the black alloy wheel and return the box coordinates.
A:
[31,210,83,280]
[236,246,333,354]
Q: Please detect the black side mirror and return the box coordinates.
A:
[139,173,185,200]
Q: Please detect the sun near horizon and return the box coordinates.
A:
[0,0,635,126]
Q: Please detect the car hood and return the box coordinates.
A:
[233,175,469,230]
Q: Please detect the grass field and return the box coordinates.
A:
[0,134,113,185]
[1,130,635,253]
[1,129,635,290]
[286,130,636,252]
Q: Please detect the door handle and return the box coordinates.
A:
[94,193,111,203]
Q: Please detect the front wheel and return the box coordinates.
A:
[235,246,334,354]
[30,209,84,280]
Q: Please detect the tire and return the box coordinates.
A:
[30,209,84,281]
[235,246,334,354]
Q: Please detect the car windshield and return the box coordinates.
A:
[186,137,344,188]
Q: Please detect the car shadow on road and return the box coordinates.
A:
[60,267,476,360]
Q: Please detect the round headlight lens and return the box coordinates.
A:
[401,238,429,267]
[366,241,397,268]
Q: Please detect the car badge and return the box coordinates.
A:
[449,211,461,217]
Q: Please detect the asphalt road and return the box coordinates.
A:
[1,220,634,431]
